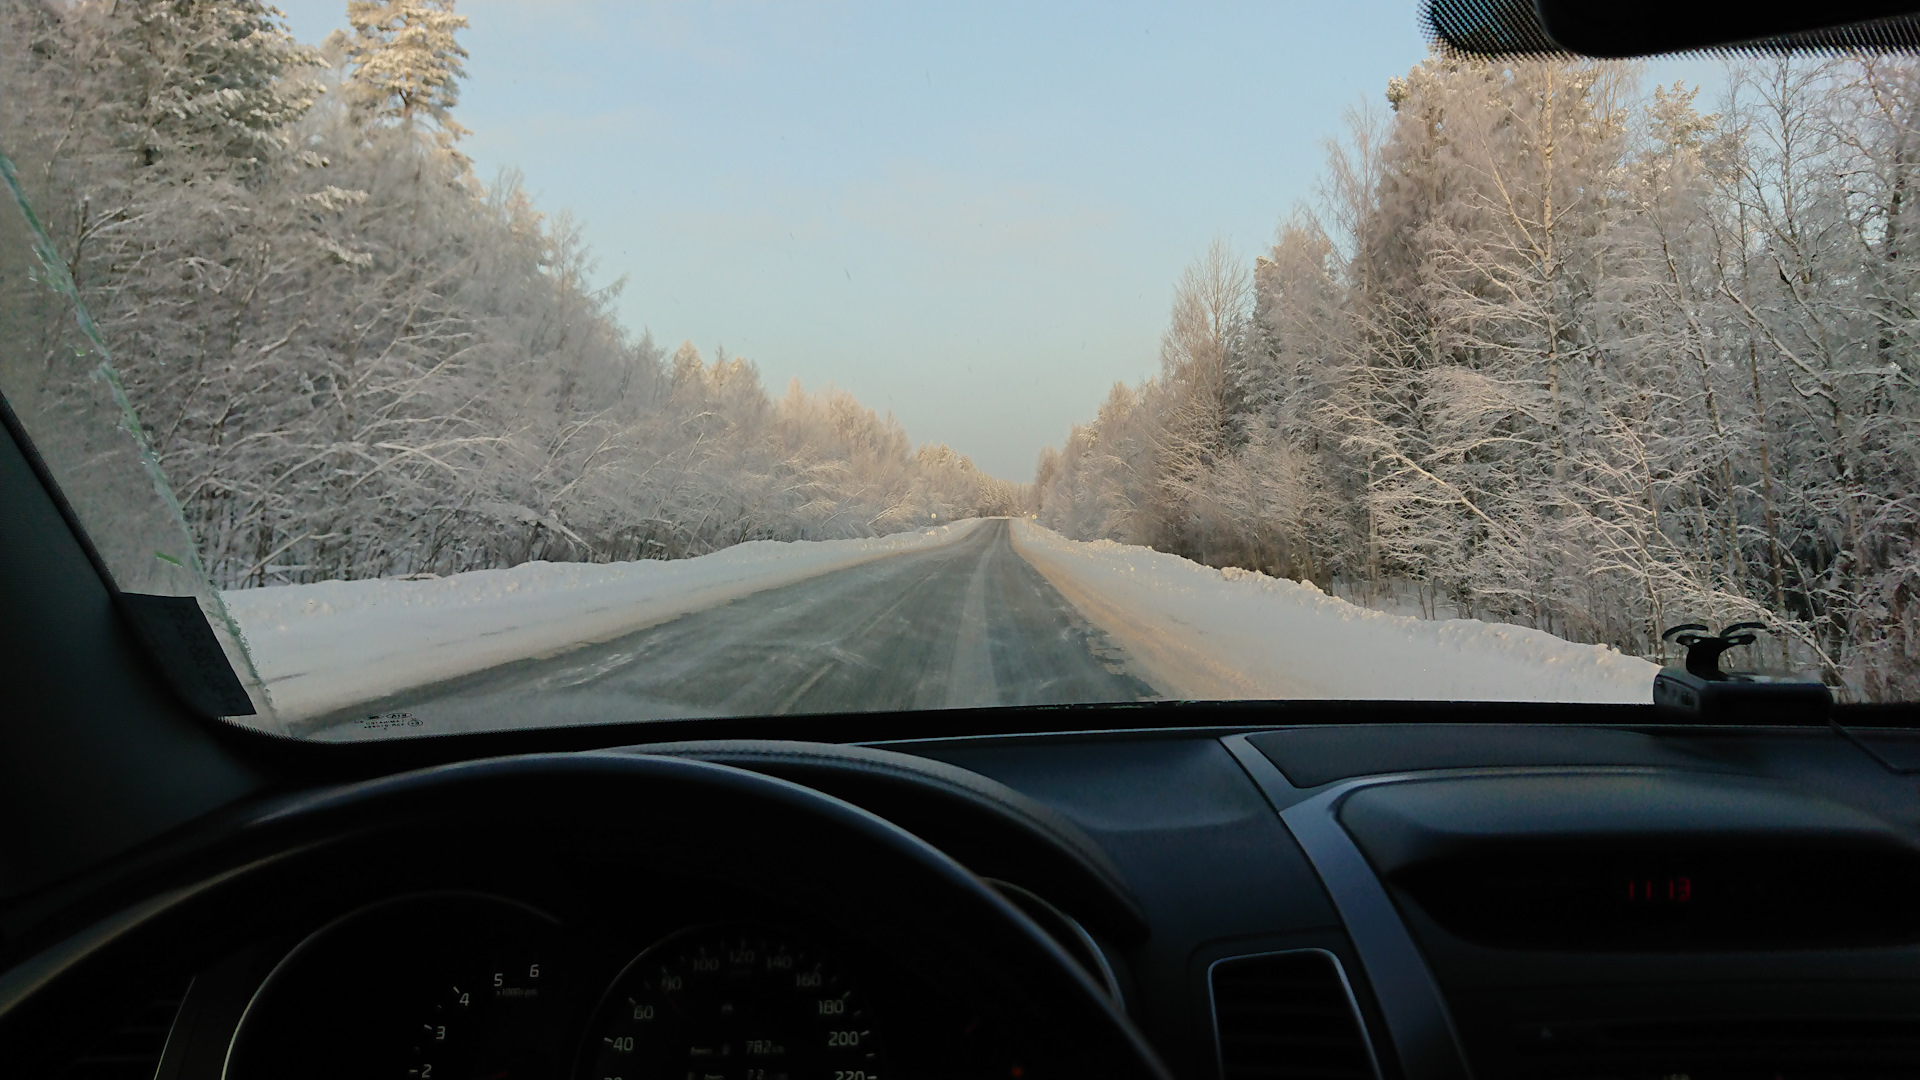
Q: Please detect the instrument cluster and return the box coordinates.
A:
[222,892,1020,1080]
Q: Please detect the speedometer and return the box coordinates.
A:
[580,924,889,1080]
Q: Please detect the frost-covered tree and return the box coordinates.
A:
[1037,51,1920,700]
[94,0,324,170]
[341,0,471,148]
[1147,238,1253,559]
[1,0,1019,598]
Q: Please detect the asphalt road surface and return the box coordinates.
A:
[319,519,1156,736]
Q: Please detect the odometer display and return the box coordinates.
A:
[582,924,888,1080]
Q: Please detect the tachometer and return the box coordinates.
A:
[580,924,888,1080]
[227,893,569,1080]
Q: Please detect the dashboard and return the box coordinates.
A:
[9,719,1920,1080]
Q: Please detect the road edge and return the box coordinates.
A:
[1005,519,1271,701]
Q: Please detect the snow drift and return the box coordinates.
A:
[228,519,987,729]
[1009,519,1657,703]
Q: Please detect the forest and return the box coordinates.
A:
[0,0,1022,593]
[1036,55,1920,700]
[8,1,1919,703]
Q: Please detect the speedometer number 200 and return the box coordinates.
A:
[582,926,887,1080]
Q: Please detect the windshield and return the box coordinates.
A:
[1,1,1907,740]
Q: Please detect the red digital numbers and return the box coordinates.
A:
[1625,876,1692,903]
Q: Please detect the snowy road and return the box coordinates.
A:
[310,519,1156,736]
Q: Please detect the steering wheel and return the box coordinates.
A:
[0,752,1172,1080]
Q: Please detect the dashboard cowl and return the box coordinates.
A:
[1246,725,1732,789]
[1338,770,1904,875]
[1339,771,1920,951]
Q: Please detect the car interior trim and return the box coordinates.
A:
[0,849,300,1023]
[1206,947,1382,1080]
[1221,733,1473,1080]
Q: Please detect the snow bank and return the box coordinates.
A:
[1009,520,1657,703]
[228,519,987,728]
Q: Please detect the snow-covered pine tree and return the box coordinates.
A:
[342,0,471,155]
[88,0,323,172]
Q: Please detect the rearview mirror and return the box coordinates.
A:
[1427,0,1920,57]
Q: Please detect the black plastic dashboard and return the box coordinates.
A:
[8,718,1920,1080]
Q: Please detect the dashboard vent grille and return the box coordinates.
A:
[53,982,188,1080]
[1211,950,1378,1080]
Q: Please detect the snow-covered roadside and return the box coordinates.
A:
[228,519,987,728]
[1009,519,1657,703]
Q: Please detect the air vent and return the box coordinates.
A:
[51,981,189,1080]
[1210,950,1379,1080]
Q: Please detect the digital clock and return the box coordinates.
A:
[1397,844,1920,950]
[1622,875,1691,904]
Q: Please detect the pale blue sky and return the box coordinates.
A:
[276,2,1714,480]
